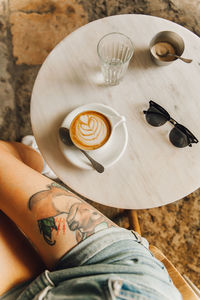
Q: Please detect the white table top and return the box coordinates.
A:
[31,14,200,209]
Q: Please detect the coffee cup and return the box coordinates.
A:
[69,109,125,151]
[149,31,185,66]
[63,103,125,151]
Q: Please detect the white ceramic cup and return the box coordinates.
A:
[150,31,185,66]
[65,103,126,151]
[59,103,128,169]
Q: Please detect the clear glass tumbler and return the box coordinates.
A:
[97,32,134,86]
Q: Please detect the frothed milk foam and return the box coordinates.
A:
[70,111,111,150]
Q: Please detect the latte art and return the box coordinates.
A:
[70,111,111,150]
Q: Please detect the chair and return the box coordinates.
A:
[116,209,199,300]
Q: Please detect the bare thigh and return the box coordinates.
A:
[0,140,117,291]
[0,210,45,296]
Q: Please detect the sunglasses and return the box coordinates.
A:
[143,100,198,148]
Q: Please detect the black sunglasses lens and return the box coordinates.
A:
[169,127,189,148]
[145,106,168,127]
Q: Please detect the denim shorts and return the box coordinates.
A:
[1,227,182,300]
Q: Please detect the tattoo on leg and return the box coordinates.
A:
[28,183,114,246]
[38,216,58,245]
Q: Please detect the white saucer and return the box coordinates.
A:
[58,103,128,170]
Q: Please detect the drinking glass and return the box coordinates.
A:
[97,32,134,86]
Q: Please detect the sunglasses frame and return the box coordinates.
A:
[143,100,199,147]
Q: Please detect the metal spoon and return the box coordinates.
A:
[156,50,192,63]
[59,127,104,173]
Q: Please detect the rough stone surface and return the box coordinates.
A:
[0,0,8,16]
[0,16,7,39]
[0,0,199,290]
[0,40,17,141]
[15,66,40,138]
[10,0,88,65]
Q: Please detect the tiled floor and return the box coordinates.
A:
[0,0,199,288]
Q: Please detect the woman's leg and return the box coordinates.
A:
[0,142,45,295]
[0,211,45,296]
[0,141,117,270]
[0,141,44,173]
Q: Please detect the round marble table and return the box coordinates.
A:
[31,14,200,209]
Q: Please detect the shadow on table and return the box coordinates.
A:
[92,47,159,87]
[81,47,159,87]
[129,47,158,70]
